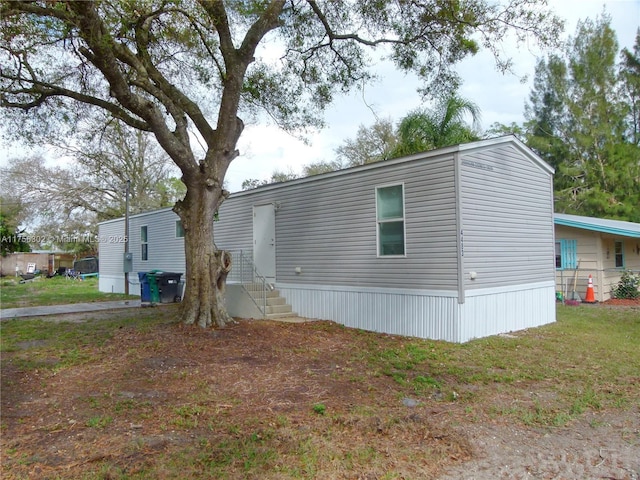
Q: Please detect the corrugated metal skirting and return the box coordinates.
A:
[459,282,556,342]
[278,284,460,342]
[278,282,556,343]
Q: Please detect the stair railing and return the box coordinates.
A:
[228,250,267,318]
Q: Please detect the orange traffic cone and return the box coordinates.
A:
[584,274,596,303]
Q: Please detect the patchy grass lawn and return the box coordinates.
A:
[0,276,136,309]
[1,304,638,479]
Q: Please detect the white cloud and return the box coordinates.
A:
[2,0,638,194]
[226,0,640,192]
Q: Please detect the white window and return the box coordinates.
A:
[376,184,405,256]
[141,226,148,261]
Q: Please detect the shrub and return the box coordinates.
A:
[612,270,640,299]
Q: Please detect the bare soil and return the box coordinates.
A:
[1,307,639,479]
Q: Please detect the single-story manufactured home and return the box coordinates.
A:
[99,136,557,343]
[554,213,640,302]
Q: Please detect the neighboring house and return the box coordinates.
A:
[554,213,640,302]
[0,251,75,277]
[99,136,556,343]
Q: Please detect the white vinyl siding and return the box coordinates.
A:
[459,143,555,290]
[98,219,125,276]
[376,184,405,256]
[99,208,185,275]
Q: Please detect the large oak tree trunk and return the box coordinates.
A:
[174,180,232,328]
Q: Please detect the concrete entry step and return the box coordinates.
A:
[265,304,293,315]
[266,296,286,306]
[265,312,300,320]
[241,284,296,320]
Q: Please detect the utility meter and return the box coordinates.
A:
[123,252,133,273]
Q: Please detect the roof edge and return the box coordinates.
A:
[554,214,640,238]
[97,206,174,226]
[230,135,552,198]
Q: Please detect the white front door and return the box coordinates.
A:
[253,203,276,283]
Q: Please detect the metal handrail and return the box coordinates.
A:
[228,250,267,318]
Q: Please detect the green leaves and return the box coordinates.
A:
[392,93,481,156]
[524,15,640,222]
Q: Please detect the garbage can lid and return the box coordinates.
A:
[153,272,182,278]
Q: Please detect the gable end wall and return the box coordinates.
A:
[459,144,555,289]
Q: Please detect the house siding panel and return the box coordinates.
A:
[214,154,459,291]
[459,144,555,290]
[128,209,185,275]
[98,219,125,276]
[554,225,600,299]
[98,209,185,295]
[601,237,640,300]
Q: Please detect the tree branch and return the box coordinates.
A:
[133,9,216,147]
[0,72,151,131]
[66,1,198,175]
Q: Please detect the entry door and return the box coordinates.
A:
[253,204,276,283]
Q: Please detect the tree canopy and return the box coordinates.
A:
[1,0,564,327]
[524,16,640,221]
[391,94,481,157]
[335,118,398,167]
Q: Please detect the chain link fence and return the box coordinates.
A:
[610,269,640,299]
[555,268,640,302]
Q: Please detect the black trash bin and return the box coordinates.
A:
[153,272,183,303]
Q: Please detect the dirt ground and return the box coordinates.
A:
[1,306,639,479]
[438,410,639,479]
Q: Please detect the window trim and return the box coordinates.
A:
[175,220,185,238]
[614,240,624,268]
[141,225,148,261]
[375,183,406,258]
